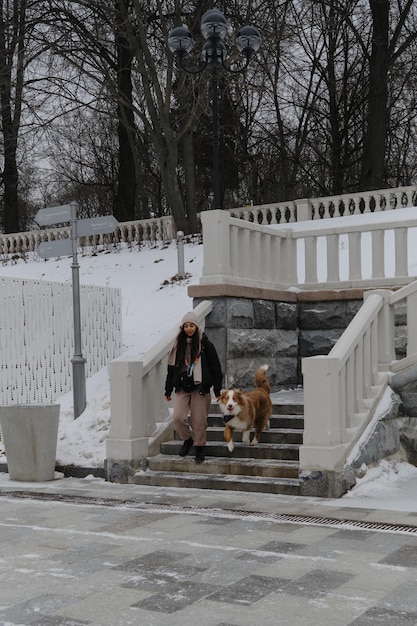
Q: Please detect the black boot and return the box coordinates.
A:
[179,437,193,457]
[195,446,205,463]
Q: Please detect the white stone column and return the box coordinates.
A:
[106,360,151,461]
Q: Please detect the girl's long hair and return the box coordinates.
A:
[175,328,200,367]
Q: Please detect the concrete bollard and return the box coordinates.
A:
[0,404,60,481]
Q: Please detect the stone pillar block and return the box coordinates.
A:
[0,404,60,482]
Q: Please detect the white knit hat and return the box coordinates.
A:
[181,311,198,326]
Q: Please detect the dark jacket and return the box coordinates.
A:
[165,332,223,397]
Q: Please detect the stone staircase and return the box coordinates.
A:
[131,391,304,495]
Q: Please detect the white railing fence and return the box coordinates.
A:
[0,277,122,405]
[0,216,176,255]
[1,184,416,256]
[300,280,417,471]
[106,300,213,465]
[230,184,417,224]
[200,209,417,291]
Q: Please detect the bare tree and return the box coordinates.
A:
[0,0,42,232]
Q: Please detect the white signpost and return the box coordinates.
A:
[35,202,119,418]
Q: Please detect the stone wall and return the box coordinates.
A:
[192,286,407,392]
[192,290,363,391]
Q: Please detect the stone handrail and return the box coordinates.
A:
[300,280,417,472]
[0,215,176,255]
[200,209,417,291]
[105,299,213,479]
[230,184,417,224]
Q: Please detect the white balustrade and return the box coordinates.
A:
[300,283,417,471]
[200,209,417,291]
[0,216,176,255]
[229,184,417,224]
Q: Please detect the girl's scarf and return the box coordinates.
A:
[168,330,202,384]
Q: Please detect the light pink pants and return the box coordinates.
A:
[173,390,211,446]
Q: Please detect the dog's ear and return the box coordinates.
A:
[220,389,226,395]
[239,388,243,392]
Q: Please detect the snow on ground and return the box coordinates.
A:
[0,237,202,469]
[0,216,417,511]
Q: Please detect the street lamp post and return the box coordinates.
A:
[168,9,261,210]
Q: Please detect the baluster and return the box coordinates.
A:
[241,229,251,278]
[281,232,298,285]
[304,236,318,284]
[230,225,239,277]
[252,230,262,280]
[354,342,364,412]
[348,231,361,280]
[269,204,280,224]
[395,227,408,277]
[339,367,347,440]
[345,357,355,428]
[363,328,372,396]
[327,233,339,282]
[370,317,379,385]
[270,233,282,284]
[262,233,272,282]
[371,229,384,278]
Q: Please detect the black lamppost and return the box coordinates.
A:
[168,8,261,210]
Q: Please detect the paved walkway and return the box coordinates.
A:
[1,475,417,625]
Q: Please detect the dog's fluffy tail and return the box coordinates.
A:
[254,364,270,394]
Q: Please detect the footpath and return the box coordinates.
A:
[1,474,417,625]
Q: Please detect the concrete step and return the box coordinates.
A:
[147,455,299,479]
[161,440,300,461]
[131,469,301,495]
[142,391,304,496]
[208,414,304,430]
[210,402,304,416]
[205,426,303,445]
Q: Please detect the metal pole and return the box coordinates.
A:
[70,202,86,418]
[177,230,185,276]
[211,64,222,209]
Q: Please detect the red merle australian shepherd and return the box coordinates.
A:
[218,365,272,452]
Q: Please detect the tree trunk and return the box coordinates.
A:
[115,0,136,222]
[1,147,19,233]
[0,0,27,233]
[360,0,389,190]
[326,5,344,195]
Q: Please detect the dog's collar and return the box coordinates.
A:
[223,414,235,424]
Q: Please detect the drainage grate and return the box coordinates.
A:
[1,489,417,536]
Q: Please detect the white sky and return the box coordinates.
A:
[0,212,417,511]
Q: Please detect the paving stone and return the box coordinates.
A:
[379,543,417,568]
[282,568,353,599]
[207,574,285,605]
[131,580,220,613]
[348,606,417,625]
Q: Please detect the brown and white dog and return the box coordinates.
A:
[218,364,272,452]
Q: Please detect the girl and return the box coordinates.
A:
[165,311,223,463]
